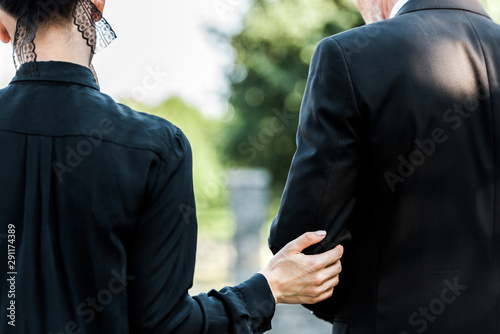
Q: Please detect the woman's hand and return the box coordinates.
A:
[259,231,343,305]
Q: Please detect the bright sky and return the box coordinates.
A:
[0,0,250,117]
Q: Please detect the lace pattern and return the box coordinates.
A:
[73,0,117,54]
[13,0,116,73]
[13,7,39,75]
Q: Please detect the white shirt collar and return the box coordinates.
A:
[390,0,411,18]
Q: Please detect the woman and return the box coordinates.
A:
[0,0,343,333]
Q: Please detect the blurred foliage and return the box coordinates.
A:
[222,0,363,194]
[123,97,235,241]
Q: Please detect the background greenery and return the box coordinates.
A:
[127,0,500,239]
[222,0,362,193]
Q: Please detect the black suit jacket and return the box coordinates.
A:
[269,0,500,333]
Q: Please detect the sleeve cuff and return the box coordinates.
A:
[235,273,276,333]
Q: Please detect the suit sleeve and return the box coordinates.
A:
[269,37,361,258]
[127,128,275,334]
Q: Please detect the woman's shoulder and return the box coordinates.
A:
[96,99,191,162]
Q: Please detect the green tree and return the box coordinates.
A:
[223,0,362,195]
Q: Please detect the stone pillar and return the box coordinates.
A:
[228,168,271,283]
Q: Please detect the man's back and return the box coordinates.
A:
[270,0,500,332]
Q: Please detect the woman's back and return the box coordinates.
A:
[0,61,198,333]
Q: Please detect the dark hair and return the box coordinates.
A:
[0,0,78,24]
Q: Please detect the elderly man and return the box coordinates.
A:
[0,1,344,334]
[270,0,500,333]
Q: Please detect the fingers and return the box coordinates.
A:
[299,255,342,304]
[264,232,345,305]
[321,260,342,283]
[285,231,327,253]
[307,258,342,285]
[320,273,340,292]
[300,272,341,304]
[311,245,344,268]
[302,286,336,305]
[304,261,341,292]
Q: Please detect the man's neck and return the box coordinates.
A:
[358,0,400,24]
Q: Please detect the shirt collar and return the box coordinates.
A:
[10,61,100,91]
[390,0,411,18]
[390,0,490,19]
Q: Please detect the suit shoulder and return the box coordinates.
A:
[327,20,396,48]
[307,22,391,65]
[321,20,411,66]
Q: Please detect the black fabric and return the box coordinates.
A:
[269,0,500,333]
[332,322,348,334]
[0,61,275,334]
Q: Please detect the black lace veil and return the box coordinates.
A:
[13,0,116,75]
[13,3,39,72]
[72,0,116,54]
